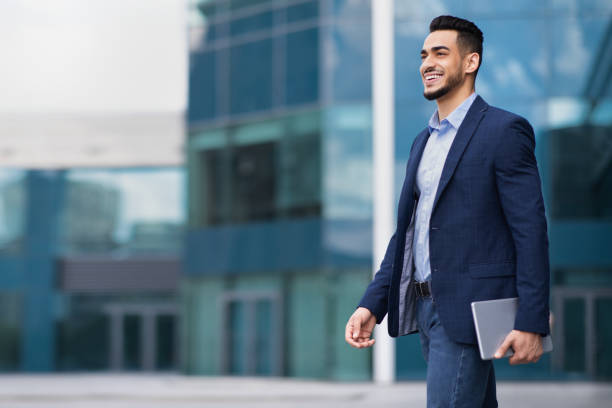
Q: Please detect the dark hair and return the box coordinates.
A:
[429,15,483,75]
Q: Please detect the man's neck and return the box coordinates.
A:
[436,84,475,121]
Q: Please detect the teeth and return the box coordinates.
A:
[425,73,442,80]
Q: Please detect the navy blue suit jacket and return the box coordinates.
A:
[359,95,550,344]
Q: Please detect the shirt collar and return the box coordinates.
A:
[428,92,478,132]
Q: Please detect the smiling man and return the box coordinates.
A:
[345,15,550,407]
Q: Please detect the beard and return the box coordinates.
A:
[423,69,464,101]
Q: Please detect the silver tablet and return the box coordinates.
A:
[471,297,553,360]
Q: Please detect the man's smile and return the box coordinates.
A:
[424,71,444,84]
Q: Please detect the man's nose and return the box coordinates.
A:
[421,60,433,74]
[421,55,435,69]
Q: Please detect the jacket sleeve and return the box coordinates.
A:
[494,117,550,335]
[357,231,396,324]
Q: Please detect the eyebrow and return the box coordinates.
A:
[420,45,451,55]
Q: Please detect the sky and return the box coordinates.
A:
[0,0,188,167]
[0,0,187,114]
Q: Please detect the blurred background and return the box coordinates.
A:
[0,0,610,384]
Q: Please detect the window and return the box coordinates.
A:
[190,111,322,226]
[286,28,320,106]
[287,1,319,23]
[189,51,217,122]
[550,123,612,219]
[230,39,274,114]
[0,170,26,253]
[230,11,274,37]
[60,169,185,254]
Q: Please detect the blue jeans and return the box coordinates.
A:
[417,296,497,408]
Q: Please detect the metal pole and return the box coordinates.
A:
[372,0,395,384]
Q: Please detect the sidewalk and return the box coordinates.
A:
[0,374,610,408]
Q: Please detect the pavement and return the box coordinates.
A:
[0,374,610,408]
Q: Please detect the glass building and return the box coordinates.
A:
[185,0,612,381]
[185,0,373,379]
[0,168,185,371]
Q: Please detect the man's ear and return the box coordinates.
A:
[465,52,479,74]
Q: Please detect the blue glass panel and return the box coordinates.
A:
[551,0,612,13]
[323,105,373,219]
[188,51,216,122]
[156,315,176,370]
[332,24,372,102]
[230,0,271,11]
[207,22,227,42]
[185,218,324,275]
[0,169,26,253]
[230,39,274,114]
[333,0,370,19]
[394,1,464,21]
[596,297,612,378]
[550,16,609,97]
[255,300,272,375]
[277,129,321,216]
[564,298,586,372]
[464,0,549,13]
[185,218,371,275]
[395,25,427,106]
[123,315,142,370]
[0,293,21,371]
[548,124,612,219]
[56,305,109,370]
[229,301,245,374]
[286,28,319,106]
[476,18,550,100]
[60,169,185,254]
[230,11,274,37]
[287,1,319,23]
[197,0,218,18]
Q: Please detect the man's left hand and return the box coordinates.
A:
[494,330,543,365]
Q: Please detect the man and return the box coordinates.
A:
[345,15,550,407]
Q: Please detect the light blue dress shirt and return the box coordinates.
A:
[412,92,478,282]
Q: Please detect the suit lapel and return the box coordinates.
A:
[431,95,488,212]
[397,128,429,226]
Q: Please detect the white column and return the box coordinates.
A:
[372,0,396,384]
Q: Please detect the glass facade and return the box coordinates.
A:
[185,0,373,379]
[183,0,612,382]
[0,170,26,254]
[0,168,185,372]
[188,112,321,227]
[393,0,612,380]
[60,169,185,254]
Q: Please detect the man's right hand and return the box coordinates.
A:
[345,307,377,348]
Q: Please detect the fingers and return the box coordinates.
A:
[507,331,544,365]
[510,351,535,365]
[494,333,513,359]
[345,315,375,348]
[351,316,362,340]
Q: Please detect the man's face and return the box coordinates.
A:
[420,30,466,101]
